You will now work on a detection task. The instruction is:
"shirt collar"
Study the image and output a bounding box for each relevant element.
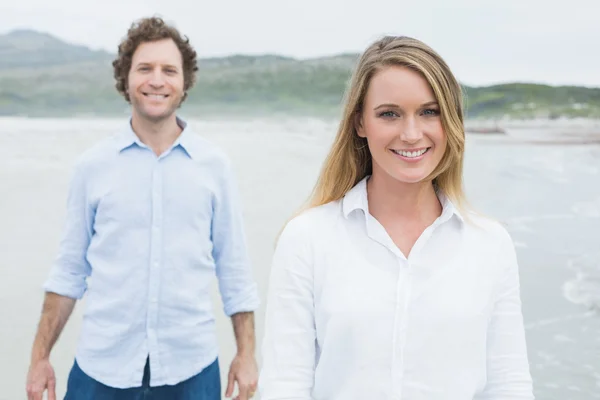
[114,116,200,159]
[342,175,464,225]
[342,176,369,218]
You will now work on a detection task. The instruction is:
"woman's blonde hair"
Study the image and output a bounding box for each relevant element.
[303,35,467,214]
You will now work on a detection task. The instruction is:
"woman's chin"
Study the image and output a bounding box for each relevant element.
[390,170,432,185]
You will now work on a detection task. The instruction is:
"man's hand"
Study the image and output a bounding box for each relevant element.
[26,358,56,400]
[226,352,258,400]
[26,293,76,400]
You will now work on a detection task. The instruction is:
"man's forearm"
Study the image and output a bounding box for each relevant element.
[30,292,76,363]
[231,312,256,356]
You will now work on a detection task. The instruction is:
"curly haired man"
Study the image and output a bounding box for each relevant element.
[26,16,260,400]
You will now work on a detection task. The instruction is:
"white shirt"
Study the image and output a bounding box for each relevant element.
[259,177,534,400]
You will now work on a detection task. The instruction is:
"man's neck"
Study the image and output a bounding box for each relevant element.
[130,113,183,156]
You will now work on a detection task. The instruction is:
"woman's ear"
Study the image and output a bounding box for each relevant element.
[355,111,366,138]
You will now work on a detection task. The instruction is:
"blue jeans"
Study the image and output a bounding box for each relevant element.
[64,357,221,399]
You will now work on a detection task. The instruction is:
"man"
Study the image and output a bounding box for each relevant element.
[26,17,260,400]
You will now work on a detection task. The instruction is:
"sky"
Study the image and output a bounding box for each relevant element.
[1,0,599,87]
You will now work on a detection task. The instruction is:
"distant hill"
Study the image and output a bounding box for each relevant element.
[1,29,599,119]
[0,29,113,69]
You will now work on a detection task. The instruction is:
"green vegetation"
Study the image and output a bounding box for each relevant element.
[464,83,600,119]
[1,30,599,119]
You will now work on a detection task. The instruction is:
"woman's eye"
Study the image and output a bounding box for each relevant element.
[422,108,440,116]
[379,111,398,118]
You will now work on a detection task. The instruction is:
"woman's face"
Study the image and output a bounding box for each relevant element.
[357,65,446,185]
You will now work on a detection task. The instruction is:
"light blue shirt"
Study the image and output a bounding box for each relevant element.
[43,117,260,388]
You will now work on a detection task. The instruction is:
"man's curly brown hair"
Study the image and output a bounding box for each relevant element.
[112,17,199,104]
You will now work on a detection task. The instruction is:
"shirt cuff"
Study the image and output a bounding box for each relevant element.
[223,289,260,317]
[42,276,87,299]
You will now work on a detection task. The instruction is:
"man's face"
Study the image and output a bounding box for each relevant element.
[127,38,185,123]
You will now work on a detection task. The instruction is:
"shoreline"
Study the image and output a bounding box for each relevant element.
[3,115,600,145]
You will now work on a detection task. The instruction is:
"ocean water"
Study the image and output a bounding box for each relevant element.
[0,116,599,399]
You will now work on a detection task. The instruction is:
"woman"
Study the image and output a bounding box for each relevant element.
[258,36,534,400]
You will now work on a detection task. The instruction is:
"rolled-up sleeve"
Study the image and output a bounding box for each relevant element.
[259,216,316,400]
[477,231,534,399]
[43,160,94,299]
[211,158,260,317]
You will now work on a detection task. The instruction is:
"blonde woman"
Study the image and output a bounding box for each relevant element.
[258,36,534,400]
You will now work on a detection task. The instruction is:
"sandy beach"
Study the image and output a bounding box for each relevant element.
[1,116,599,399]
